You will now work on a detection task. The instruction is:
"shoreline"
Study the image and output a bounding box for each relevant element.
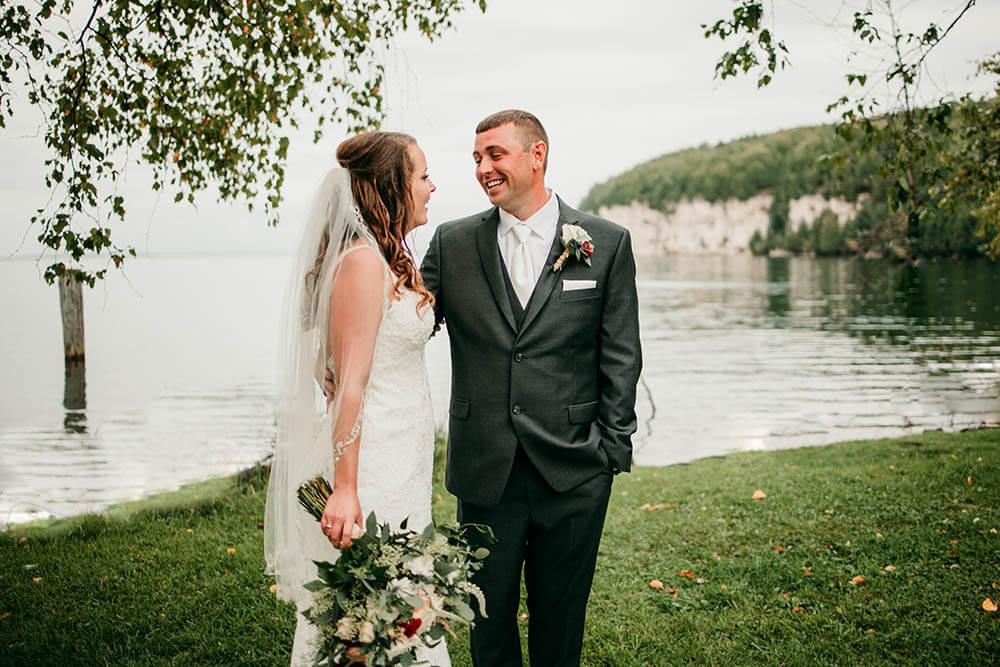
[3,428,996,664]
[7,424,998,535]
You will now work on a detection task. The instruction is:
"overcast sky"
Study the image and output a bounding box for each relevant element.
[2,0,997,259]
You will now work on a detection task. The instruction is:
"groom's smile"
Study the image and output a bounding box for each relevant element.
[473,121,547,220]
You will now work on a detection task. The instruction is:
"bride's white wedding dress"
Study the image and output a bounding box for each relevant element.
[290,273,450,666]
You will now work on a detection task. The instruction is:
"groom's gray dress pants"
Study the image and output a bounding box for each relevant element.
[458,446,613,667]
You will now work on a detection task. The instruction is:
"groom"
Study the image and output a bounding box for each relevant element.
[421,110,642,666]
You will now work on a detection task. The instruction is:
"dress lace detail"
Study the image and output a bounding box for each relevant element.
[291,285,447,666]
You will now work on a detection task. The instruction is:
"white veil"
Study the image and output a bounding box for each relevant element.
[264,167,386,607]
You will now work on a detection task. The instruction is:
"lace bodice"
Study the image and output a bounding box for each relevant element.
[356,286,436,526]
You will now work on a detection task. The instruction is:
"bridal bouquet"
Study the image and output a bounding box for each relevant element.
[297,478,492,666]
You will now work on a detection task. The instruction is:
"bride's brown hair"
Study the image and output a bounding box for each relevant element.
[336,131,434,310]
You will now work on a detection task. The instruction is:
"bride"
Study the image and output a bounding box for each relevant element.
[264,131,448,666]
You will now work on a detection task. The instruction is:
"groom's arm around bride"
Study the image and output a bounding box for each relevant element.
[421,109,641,666]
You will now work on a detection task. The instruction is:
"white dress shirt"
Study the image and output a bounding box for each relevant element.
[497,190,560,290]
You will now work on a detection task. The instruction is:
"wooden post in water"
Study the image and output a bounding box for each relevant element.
[59,277,87,411]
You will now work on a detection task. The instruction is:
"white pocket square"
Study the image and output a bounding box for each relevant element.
[562,279,597,291]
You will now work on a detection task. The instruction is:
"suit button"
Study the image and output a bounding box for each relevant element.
[514,352,523,362]
[512,405,521,415]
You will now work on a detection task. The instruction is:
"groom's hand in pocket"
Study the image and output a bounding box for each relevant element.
[321,486,363,549]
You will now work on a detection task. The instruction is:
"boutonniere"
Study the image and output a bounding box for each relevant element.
[552,224,594,272]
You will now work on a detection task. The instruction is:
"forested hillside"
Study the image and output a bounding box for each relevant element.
[580,124,983,258]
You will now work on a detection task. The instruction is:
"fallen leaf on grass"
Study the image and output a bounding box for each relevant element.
[775,545,785,554]
[678,569,696,580]
[269,584,278,594]
[665,587,680,598]
[185,528,194,534]
[712,552,721,561]
[695,577,707,584]
[875,532,884,540]
[850,575,866,586]
[720,584,729,592]
[802,567,814,577]
[982,598,997,612]
[967,477,974,486]
[883,565,897,573]
[649,579,664,590]
[641,502,678,512]
[782,592,791,599]
[0,611,10,621]
[31,577,42,584]
[792,605,804,613]
[993,582,999,590]
[751,489,767,500]
[226,547,237,556]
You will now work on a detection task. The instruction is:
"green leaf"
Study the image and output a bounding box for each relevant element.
[452,600,476,621]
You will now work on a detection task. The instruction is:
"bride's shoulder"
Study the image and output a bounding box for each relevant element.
[335,244,386,287]
[339,242,384,267]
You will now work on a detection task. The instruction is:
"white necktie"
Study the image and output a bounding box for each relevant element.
[509,223,534,307]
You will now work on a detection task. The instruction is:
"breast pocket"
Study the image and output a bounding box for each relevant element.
[559,287,601,301]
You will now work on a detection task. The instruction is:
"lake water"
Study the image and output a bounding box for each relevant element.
[1,254,998,526]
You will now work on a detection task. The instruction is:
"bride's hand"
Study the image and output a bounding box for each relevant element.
[320,485,363,549]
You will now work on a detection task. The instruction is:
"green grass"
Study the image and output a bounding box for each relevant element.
[2,429,998,665]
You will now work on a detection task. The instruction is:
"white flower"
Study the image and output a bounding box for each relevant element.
[390,577,420,598]
[357,620,376,644]
[561,224,589,245]
[404,555,435,578]
[335,617,357,641]
[387,635,423,660]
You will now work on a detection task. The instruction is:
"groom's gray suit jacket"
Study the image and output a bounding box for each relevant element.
[421,198,642,507]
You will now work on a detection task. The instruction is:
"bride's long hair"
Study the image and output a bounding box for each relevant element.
[335,131,434,311]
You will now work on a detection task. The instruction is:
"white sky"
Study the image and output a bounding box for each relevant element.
[2,0,997,260]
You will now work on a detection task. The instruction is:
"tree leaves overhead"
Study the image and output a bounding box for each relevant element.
[702,0,789,89]
[703,1,999,260]
[1,0,487,285]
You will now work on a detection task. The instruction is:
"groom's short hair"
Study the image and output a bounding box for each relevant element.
[476,109,549,171]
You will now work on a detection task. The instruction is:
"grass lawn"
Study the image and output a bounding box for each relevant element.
[2,428,998,665]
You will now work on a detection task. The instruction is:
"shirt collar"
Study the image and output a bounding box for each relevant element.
[498,190,559,238]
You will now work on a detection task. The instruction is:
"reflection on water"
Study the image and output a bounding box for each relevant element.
[632,255,1000,465]
[0,257,283,527]
[0,254,998,525]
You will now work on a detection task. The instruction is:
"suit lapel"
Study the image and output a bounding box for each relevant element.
[475,209,517,332]
[518,198,574,336]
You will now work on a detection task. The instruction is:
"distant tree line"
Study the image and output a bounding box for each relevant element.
[693,0,998,260]
[580,109,992,260]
